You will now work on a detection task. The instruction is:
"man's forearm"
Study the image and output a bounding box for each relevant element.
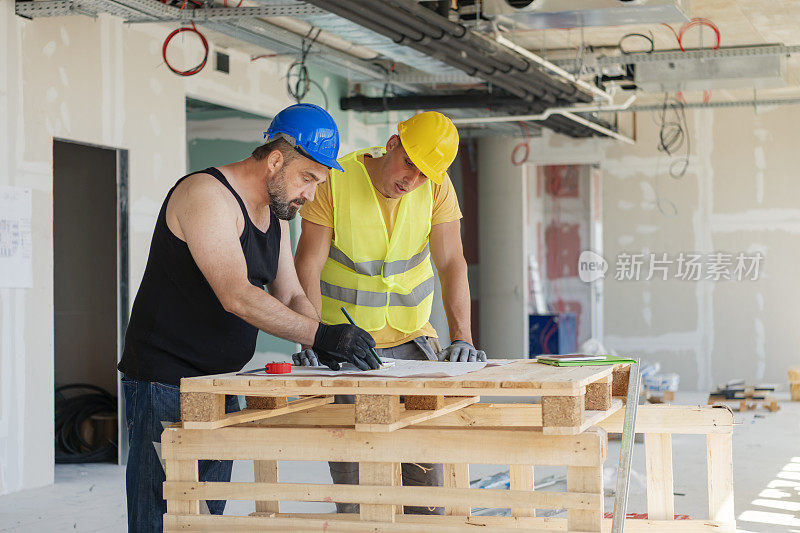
[288,292,320,321]
[226,284,319,345]
[439,261,473,344]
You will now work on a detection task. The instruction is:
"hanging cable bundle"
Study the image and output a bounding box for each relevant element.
[162,22,209,77]
[286,27,328,108]
[55,384,118,464]
[657,93,691,179]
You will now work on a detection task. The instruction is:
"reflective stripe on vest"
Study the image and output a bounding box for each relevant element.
[321,275,434,308]
[328,243,430,278]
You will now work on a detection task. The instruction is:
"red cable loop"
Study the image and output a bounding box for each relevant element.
[162,22,209,77]
[678,17,721,52]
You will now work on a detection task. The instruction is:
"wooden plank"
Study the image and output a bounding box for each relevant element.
[180,392,224,423]
[233,514,736,532]
[253,461,279,514]
[359,462,396,522]
[443,464,470,516]
[566,466,603,532]
[164,460,199,515]
[405,395,445,410]
[585,375,612,411]
[178,362,622,397]
[163,513,562,532]
[183,395,333,429]
[598,405,734,435]
[541,395,584,428]
[256,402,727,435]
[355,395,400,425]
[603,518,735,532]
[163,481,603,510]
[645,433,674,520]
[544,399,623,436]
[510,464,536,517]
[706,433,735,525]
[355,396,479,432]
[161,426,608,466]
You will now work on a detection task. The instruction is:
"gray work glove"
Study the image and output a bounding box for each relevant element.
[437,340,487,363]
[292,349,320,367]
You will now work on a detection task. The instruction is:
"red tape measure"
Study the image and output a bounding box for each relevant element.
[265,362,292,374]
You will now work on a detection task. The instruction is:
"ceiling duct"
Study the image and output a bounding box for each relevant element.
[483,0,689,29]
[304,0,594,104]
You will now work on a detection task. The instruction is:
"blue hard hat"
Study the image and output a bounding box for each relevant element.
[264,103,343,172]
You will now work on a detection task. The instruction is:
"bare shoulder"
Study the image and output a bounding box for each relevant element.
[172,172,238,211]
[167,172,240,240]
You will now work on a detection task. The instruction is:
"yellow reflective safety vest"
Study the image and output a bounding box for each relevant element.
[320,147,434,333]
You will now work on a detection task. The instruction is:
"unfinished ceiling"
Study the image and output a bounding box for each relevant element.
[15,0,800,137]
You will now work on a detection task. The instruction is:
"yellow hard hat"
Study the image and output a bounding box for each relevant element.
[397,111,459,185]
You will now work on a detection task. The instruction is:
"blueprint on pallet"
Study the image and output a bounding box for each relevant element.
[239,358,512,379]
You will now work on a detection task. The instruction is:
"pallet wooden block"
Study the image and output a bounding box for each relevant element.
[789,367,800,401]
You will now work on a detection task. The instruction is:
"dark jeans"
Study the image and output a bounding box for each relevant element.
[122,376,240,532]
[329,336,445,515]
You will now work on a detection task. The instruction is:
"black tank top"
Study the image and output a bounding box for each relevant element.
[118,167,280,385]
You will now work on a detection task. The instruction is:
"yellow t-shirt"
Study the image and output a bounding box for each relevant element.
[300,152,462,349]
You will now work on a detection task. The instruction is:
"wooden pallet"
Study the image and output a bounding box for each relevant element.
[789,367,800,401]
[178,360,630,435]
[161,404,736,533]
[708,394,779,412]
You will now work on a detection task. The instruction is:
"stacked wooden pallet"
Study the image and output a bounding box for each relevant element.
[162,360,736,532]
[708,382,779,412]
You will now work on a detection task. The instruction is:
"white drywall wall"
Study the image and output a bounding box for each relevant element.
[510,106,800,390]
[477,136,529,358]
[0,8,395,495]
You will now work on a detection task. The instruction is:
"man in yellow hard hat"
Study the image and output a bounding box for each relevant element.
[293,111,484,514]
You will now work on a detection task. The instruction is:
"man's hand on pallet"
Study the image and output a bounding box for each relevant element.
[301,323,381,371]
[292,348,320,367]
[437,340,487,363]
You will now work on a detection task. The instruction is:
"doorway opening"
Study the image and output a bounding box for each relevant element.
[53,139,129,464]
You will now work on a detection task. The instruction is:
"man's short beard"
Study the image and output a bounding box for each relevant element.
[267,167,305,220]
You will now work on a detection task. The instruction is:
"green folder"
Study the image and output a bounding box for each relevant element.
[536,354,636,367]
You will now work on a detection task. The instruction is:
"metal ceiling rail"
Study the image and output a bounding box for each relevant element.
[125,4,327,23]
[600,43,800,66]
[623,96,800,112]
[14,0,403,88]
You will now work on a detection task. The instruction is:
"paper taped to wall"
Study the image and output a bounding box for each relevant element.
[0,187,33,288]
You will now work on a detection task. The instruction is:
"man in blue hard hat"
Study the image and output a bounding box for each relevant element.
[117,103,380,532]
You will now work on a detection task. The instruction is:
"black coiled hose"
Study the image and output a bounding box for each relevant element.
[55,384,118,464]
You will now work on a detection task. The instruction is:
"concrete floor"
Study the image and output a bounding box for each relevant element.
[1,392,798,532]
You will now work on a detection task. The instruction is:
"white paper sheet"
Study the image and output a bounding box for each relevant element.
[240,358,511,379]
[0,187,33,288]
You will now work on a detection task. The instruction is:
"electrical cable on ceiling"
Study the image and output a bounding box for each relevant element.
[657,92,691,179]
[511,121,531,166]
[55,384,118,464]
[650,93,691,217]
[618,32,655,55]
[286,27,329,109]
[162,22,208,77]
